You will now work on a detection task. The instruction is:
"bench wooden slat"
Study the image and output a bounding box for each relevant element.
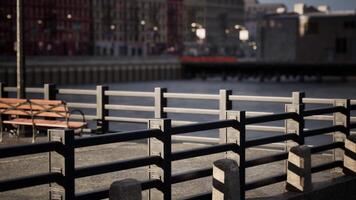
[4,118,86,129]
[0,98,28,104]
[0,103,67,112]
[0,110,32,116]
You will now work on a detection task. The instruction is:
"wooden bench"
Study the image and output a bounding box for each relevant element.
[0,98,87,143]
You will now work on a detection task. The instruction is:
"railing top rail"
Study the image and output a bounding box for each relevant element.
[57,89,96,96]
[170,119,238,135]
[229,95,292,103]
[303,106,346,117]
[244,112,298,125]
[302,98,335,105]
[0,141,63,159]
[163,92,219,100]
[105,90,154,97]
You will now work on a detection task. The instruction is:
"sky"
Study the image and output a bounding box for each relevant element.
[258,0,356,11]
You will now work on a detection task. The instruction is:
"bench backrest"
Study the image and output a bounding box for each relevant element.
[0,98,68,118]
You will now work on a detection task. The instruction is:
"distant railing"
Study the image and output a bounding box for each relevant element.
[1,82,355,148]
[0,97,355,199]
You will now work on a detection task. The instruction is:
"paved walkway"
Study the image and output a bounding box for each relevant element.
[0,134,344,200]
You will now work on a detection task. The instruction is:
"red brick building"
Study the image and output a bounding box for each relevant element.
[0,0,91,56]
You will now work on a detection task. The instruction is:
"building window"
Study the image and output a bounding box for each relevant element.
[335,38,347,54]
[306,21,319,34]
[344,21,356,30]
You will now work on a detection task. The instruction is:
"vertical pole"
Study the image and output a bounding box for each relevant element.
[343,135,356,175]
[44,84,56,100]
[147,119,171,200]
[226,111,246,200]
[212,159,240,200]
[333,99,350,163]
[16,0,25,99]
[219,89,232,144]
[285,92,305,149]
[286,145,312,192]
[48,129,75,200]
[96,85,109,134]
[154,87,167,118]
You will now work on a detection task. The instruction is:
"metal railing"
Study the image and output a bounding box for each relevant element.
[0,99,355,199]
[1,83,355,145]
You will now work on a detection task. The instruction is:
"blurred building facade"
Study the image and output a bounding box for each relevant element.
[244,0,287,57]
[183,0,245,56]
[0,0,91,56]
[93,0,168,56]
[260,4,356,62]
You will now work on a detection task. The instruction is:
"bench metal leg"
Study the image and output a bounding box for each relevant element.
[32,126,36,143]
[0,123,3,142]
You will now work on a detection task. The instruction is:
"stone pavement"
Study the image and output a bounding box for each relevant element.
[0,134,345,200]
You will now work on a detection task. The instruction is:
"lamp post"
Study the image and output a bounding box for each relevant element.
[16,0,25,98]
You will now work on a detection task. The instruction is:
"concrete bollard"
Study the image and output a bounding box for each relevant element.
[212,159,240,200]
[343,135,356,174]
[109,179,142,200]
[286,145,313,192]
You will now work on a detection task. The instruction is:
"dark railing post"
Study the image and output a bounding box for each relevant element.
[226,111,246,200]
[219,89,232,143]
[343,135,356,175]
[44,83,57,100]
[286,145,312,192]
[154,87,167,118]
[333,99,350,164]
[96,85,109,134]
[48,129,75,200]
[148,119,171,200]
[285,92,305,149]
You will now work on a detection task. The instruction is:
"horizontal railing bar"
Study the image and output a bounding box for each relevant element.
[245,152,288,168]
[245,134,297,148]
[229,95,292,103]
[246,111,275,117]
[58,89,96,95]
[352,117,356,122]
[105,116,148,123]
[105,104,154,112]
[311,160,343,173]
[311,142,344,154]
[181,192,212,200]
[304,125,346,137]
[172,135,219,144]
[303,98,335,105]
[245,112,298,125]
[163,93,219,100]
[245,173,287,191]
[74,129,161,148]
[67,103,97,109]
[303,106,345,117]
[75,179,162,200]
[247,125,285,132]
[171,143,238,161]
[3,87,17,92]
[104,90,154,97]
[70,114,97,120]
[305,115,334,121]
[75,156,161,178]
[172,120,198,126]
[170,119,238,135]
[163,107,219,115]
[26,87,44,93]
[0,141,63,159]
[0,172,62,192]
[171,167,212,184]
